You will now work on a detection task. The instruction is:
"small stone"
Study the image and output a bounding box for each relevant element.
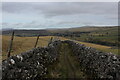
[10,59,15,64]
[112,56,117,61]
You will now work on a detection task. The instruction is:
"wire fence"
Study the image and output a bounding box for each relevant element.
[6,31,60,58]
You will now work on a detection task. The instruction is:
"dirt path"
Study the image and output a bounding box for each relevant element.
[46,43,87,78]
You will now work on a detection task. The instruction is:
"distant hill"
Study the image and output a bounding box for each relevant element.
[48,26,119,33]
[2,26,119,36]
[2,28,14,31]
[2,29,51,36]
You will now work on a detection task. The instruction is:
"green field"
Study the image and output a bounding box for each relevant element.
[64,26,119,47]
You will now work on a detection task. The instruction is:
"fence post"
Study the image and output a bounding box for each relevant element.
[34,35,40,48]
[48,37,53,46]
[7,31,14,58]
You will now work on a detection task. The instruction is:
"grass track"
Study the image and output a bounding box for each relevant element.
[46,43,87,78]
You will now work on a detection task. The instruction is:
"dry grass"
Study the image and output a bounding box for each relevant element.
[2,35,119,60]
[2,35,67,60]
[75,41,119,55]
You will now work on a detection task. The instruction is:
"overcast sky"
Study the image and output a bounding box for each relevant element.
[1,2,118,29]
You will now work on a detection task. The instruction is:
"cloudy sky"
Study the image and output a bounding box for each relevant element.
[1,2,118,29]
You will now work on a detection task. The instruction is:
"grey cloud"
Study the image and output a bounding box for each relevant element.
[2,2,32,13]
[2,2,117,18]
[2,22,9,25]
[2,2,118,29]
[44,2,117,16]
[2,21,47,29]
[56,21,81,25]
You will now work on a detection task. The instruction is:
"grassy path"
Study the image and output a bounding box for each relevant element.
[62,43,76,78]
[46,43,87,78]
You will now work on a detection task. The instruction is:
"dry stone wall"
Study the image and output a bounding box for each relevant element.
[64,40,120,79]
[2,40,61,80]
[2,40,120,79]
